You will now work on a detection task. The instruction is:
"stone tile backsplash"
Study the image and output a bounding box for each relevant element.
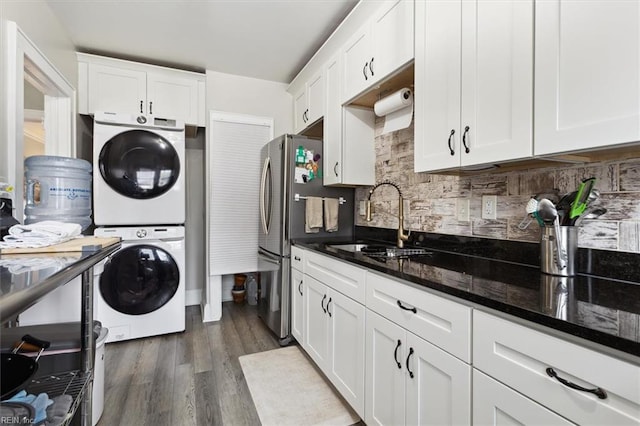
[355,118,640,253]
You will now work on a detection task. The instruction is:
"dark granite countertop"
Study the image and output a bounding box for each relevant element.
[294,228,640,361]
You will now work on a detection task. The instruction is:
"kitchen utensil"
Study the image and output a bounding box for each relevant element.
[537,199,566,270]
[573,207,607,227]
[556,191,576,226]
[1,335,50,399]
[518,198,540,229]
[569,177,596,221]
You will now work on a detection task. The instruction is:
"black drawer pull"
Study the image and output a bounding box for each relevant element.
[298,280,303,296]
[294,256,301,261]
[327,297,332,317]
[462,125,470,153]
[394,339,402,369]
[447,129,455,156]
[546,368,607,399]
[397,300,417,314]
[321,294,327,313]
[406,347,414,378]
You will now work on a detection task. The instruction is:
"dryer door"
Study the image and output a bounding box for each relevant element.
[98,129,180,199]
[100,244,180,315]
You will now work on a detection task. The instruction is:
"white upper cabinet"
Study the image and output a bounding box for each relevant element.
[78,53,206,126]
[535,0,640,156]
[342,0,414,103]
[414,0,534,172]
[294,69,324,134]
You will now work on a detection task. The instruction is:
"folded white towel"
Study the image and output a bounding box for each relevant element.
[305,197,323,233]
[0,221,82,249]
[324,198,339,232]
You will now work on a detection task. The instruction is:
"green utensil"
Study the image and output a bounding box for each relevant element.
[569,177,596,220]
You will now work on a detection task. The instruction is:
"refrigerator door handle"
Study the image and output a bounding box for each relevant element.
[259,156,272,235]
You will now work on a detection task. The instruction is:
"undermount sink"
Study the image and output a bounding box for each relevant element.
[328,243,432,258]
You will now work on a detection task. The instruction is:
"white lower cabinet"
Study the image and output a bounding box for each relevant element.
[304,275,366,417]
[473,369,574,426]
[366,310,471,426]
[290,268,304,344]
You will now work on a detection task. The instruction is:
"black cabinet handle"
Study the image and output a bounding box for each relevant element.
[462,125,470,153]
[327,297,332,317]
[406,347,414,378]
[546,368,607,399]
[298,280,303,296]
[149,101,153,115]
[140,100,143,113]
[397,300,417,314]
[369,57,375,77]
[294,256,301,261]
[333,162,339,177]
[447,129,455,156]
[321,294,327,313]
[394,339,402,369]
[363,63,368,80]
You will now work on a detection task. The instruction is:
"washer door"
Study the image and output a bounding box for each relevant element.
[98,129,180,199]
[100,244,180,315]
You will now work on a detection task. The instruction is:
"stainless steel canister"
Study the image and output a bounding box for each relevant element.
[540,226,577,276]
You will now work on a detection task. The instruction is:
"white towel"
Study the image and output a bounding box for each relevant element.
[305,197,323,233]
[324,198,339,232]
[0,221,82,249]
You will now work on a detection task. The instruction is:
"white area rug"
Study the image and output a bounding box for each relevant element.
[239,345,360,426]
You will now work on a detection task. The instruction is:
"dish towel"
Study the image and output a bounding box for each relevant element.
[0,221,81,249]
[305,196,323,233]
[324,198,339,232]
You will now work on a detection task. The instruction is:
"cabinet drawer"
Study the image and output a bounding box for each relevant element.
[291,246,305,272]
[474,310,640,425]
[366,272,471,363]
[304,251,366,303]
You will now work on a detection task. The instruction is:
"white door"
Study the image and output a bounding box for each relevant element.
[306,70,324,126]
[304,276,329,369]
[291,268,304,344]
[473,370,574,425]
[342,22,372,103]
[147,73,199,125]
[293,86,307,133]
[371,0,414,81]
[459,0,533,167]
[405,332,471,425]
[323,54,342,186]
[328,290,366,417]
[535,0,640,155]
[414,0,462,172]
[365,310,406,426]
[88,64,146,115]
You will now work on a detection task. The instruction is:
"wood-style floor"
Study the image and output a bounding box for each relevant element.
[97,302,280,426]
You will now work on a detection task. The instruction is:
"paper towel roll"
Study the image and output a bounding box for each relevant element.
[374,88,413,117]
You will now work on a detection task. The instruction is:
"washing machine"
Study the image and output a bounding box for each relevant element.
[93,111,185,226]
[93,226,185,342]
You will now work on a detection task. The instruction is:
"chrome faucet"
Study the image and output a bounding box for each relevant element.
[365,181,410,248]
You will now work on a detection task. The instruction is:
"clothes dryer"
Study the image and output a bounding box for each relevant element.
[93,112,185,226]
[93,226,185,342]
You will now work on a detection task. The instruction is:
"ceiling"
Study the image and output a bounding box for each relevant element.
[47,0,359,84]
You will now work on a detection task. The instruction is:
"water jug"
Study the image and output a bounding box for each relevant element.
[246,274,258,305]
[24,155,92,230]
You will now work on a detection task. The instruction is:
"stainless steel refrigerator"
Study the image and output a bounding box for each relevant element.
[258,134,354,344]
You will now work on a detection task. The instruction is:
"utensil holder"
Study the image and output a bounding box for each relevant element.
[541,226,577,276]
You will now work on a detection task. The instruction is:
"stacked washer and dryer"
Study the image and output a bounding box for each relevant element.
[92,112,186,343]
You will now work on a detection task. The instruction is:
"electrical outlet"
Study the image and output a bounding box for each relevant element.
[482,195,497,220]
[457,199,470,222]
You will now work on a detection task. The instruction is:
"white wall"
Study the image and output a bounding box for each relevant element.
[206,70,292,136]
[0,0,77,189]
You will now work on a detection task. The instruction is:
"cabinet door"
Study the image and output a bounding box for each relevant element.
[323,54,343,186]
[342,23,373,103]
[306,70,324,126]
[291,268,304,344]
[365,310,406,426]
[371,0,414,81]
[327,289,366,418]
[147,73,199,125]
[405,332,471,426]
[293,86,308,134]
[459,0,533,167]
[535,0,640,155]
[473,370,574,426]
[414,0,462,172]
[88,64,147,115]
[304,276,329,369]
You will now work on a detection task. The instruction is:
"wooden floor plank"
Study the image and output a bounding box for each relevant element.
[170,363,197,426]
